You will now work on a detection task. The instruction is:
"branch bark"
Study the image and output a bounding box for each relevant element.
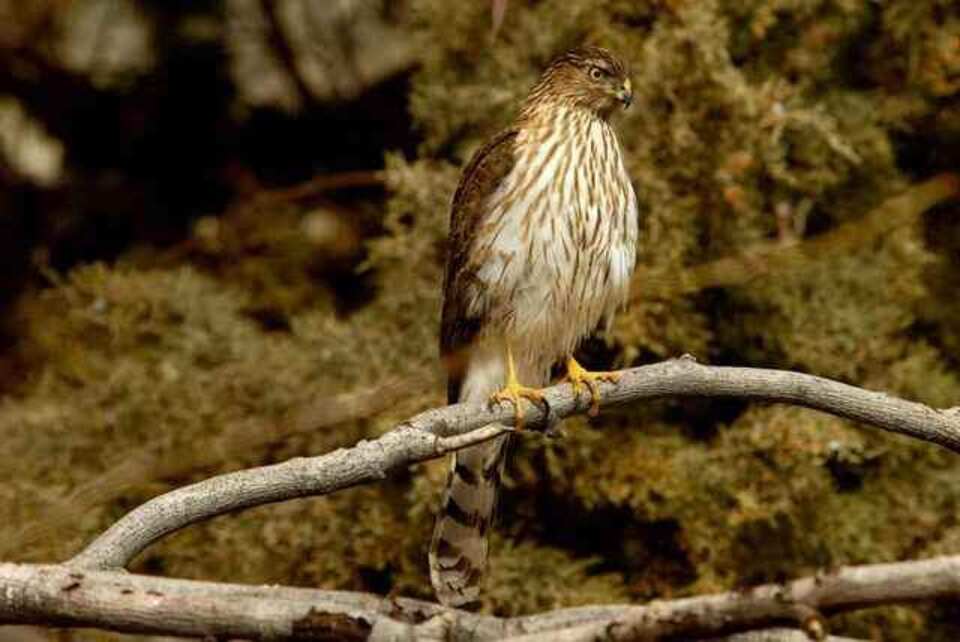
[4,357,960,639]
[3,555,957,640]
[69,357,960,571]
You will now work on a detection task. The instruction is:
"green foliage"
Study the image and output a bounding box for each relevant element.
[482,537,630,614]
[2,1,959,640]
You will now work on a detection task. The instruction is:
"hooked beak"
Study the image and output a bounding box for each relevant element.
[616,78,633,109]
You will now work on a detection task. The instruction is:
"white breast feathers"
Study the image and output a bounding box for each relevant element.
[467,106,638,375]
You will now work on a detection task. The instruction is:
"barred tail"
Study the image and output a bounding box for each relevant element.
[429,433,508,608]
[430,344,542,607]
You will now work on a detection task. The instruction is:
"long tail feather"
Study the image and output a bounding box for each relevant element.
[429,434,509,608]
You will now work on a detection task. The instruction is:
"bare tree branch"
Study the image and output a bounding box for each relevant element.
[501,554,960,640]
[68,357,960,571]
[0,562,451,642]
[507,628,867,642]
[68,419,509,571]
[717,631,865,642]
[258,0,315,109]
[3,357,960,639]
[1,556,956,640]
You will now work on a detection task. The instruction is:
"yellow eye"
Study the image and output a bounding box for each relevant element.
[589,66,605,80]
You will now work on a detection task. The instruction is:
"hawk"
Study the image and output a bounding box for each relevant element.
[429,46,638,608]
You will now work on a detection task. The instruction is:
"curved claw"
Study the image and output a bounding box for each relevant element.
[564,357,620,416]
[489,383,546,429]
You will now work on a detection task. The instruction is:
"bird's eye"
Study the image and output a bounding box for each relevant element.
[589,67,605,80]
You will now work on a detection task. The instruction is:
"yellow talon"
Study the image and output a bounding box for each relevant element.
[490,382,545,430]
[488,346,545,429]
[564,357,620,417]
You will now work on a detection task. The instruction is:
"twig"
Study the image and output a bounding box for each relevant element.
[218,169,387,228]
[68,357,960,571]
[633,173,959,300]
[253,169,388,204]
[258,0,315,108]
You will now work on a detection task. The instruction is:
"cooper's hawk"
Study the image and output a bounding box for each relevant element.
[430,46,638,608]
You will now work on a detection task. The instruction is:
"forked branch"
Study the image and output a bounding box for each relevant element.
[2,357,959,640]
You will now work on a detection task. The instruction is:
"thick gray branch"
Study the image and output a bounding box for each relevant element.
[70,357,960,571]
[2,556,957,640]
[0,563,455,641]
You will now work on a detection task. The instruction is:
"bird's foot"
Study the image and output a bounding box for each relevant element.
[489,380,546,430]
[564,357,620,417]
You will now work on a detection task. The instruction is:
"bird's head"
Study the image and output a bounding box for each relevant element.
[529,46,632,118]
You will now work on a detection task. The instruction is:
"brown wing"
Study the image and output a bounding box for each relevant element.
[441,128,519,403]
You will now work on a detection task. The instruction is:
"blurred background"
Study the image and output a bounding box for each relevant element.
[1,1,959,639]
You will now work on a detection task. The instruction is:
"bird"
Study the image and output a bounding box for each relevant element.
[429,46,638,609]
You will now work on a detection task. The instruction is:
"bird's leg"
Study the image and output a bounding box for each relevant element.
[489,345,545,429]
[564,357,620,417]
